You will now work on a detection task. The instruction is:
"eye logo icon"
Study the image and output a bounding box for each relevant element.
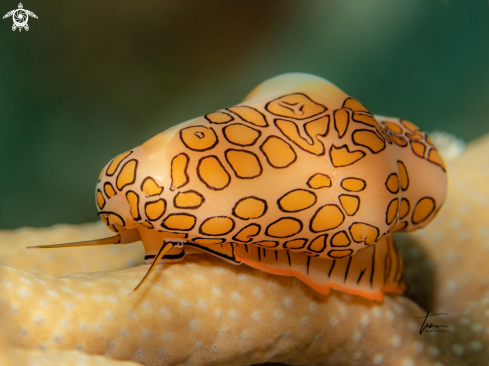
[3,3,37,32]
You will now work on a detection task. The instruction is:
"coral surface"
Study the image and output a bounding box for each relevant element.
[0,134,488,365]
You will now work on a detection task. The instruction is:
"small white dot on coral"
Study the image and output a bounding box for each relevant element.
[471,324,483,332]
[470,340,482,351]
[386,311,394,320]
[373,308,381,317]
[229,310,237,319]
[445,280,458,292]
[212,286,222,295]
[452,344,464,355]
[1,279,11,287]
[76,344,83,351]
[373,354,383,364]
[253,287,262,296]
[215,310,222,318]
[47,290,58,297]
[353,352,361,360]
[61,319,69,327]
[181,299,189,307]
[274,311,282,319]
[362,315,370,326]
[330,317,338,326]
[160,307,169,315]
[283,297,292,307]
[19,289,30,298]
[142,329,149,338]
[459,318,470,325]
[79,322,87,330]
[212,344,218,351]
[353,333,361,341]
[195,342,202,349]
[20,328,28,336]
[109,341,117,349]
[105,312,114,321]
[39,300,48,307]
[198,299,207,308]
[300,316,307,325]
[232,292,241,301]
[35,315,44,325]
[414,342,423,353]
[119,329,127,336]
[94,323,102,331]
[392,336,401,346]
[252,312,260,321]
[65,302,73,310]
[403,359,414,366]
[189,321,197,329]
[143,302,152,310]
[164,332,171,340]
[10,305,18,314]
[134,349,143,357]
[309,303,317,311]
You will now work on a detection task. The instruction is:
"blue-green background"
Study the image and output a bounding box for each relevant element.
[1,0,488,229]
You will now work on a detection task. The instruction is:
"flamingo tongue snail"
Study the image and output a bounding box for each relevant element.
[27,73,447,301]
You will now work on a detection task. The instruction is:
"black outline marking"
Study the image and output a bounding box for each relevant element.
[253,240,279,249]
[307,234,328,253]
[370,245,376,288]
[333,109,350,138]
[385,198,399,225]
[277,189,317,213]
[338,194,360,216]
[259,135,297,169]
[342,97,371,114]
[340,177,366,192]
[170,153,190,191]
[286,251,291,266]
[349,222,379,244]
[103,182,117,198]
[330,230,351,248]
[283,238,308,250]
[227,105,269,127]
[196,155,231,191]
[96,189,106,210]
[125,190,141,221]
[205,111,234,124]
[199,216,236,236]
[224,149,263,179]
[232,196,268,220]
[161,213,196,231]
[222,123,262,147]
[394,221,408,232]
[381,121,403,134]
[400,120,419,133]
[406,131,424,140]
[351,112,380,130]
[352,129,386,154]
[411,197,436,225]
[173,190,205,210]
[309,204,345,233]
[385,173,400,194]
[357,268,367,284]
[116,159,138,191]
[265,217,303,238]
[145,198,167,222]
[106,151,133,177]
[232,223,261,243]
[97,211,125,228]
[397,160,410,191]
[140,177,163,197]
[328,259,336,277]
[265,93,327,120]
[191,237,226,245]
[179,125,219,152]
[274,116,330,156]
[306,173,332,189]
[391,134,408,147]
[427,148,447,172]
[409,140,426,159]
[141,220,154,229]
[344,256,353,282]
[328,249,353,259]
[158,230,189,239]
[307,257,311,274]
[329,144,366,168]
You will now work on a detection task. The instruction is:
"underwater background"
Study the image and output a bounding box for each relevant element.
[0,0,488,229]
